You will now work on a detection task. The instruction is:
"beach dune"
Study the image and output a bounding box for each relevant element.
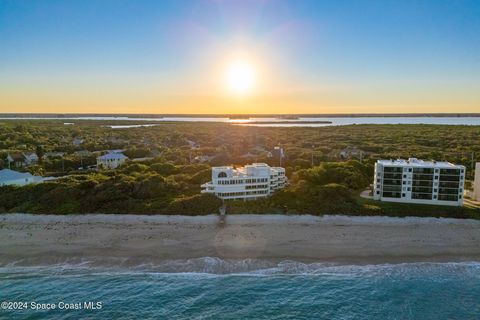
[1,214,480,266]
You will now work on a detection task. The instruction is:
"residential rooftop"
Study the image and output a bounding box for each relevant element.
[97,152,128,160]
[0,169,34,181]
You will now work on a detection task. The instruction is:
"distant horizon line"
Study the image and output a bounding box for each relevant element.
[1,112,480,118]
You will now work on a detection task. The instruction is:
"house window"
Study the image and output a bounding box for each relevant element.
[218,172,227,178]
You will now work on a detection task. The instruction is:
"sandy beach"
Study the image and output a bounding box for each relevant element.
[1,214,480,266]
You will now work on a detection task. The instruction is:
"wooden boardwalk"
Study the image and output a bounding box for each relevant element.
[464,198,480,210]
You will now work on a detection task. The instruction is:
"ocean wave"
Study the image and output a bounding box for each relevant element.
[2,257,480,278]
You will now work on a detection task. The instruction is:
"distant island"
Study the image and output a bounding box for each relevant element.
[237,121,333,124]
[2,113,480,118]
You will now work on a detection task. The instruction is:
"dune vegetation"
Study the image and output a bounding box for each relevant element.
[0,120,479,217]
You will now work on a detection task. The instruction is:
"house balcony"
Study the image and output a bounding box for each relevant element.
[201,182,215,193]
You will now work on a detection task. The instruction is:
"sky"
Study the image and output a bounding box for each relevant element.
[1,0,479,114]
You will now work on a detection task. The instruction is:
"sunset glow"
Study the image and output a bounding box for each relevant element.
[1,1,480,114]
[226,61,256,96]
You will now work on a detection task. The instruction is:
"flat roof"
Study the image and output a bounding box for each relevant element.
[377,158,464,169]
[212,163,285,178]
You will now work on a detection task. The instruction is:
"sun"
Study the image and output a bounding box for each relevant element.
[225,61,256,96]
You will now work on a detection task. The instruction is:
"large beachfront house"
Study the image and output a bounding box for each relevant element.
[373,158,465,206]
[201,163,287,200]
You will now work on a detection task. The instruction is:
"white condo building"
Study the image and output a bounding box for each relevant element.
[473,162,480,201]
[201,163,287,200]
[373,158,465,206]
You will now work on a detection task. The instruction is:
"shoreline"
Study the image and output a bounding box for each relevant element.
[1,214,480,267]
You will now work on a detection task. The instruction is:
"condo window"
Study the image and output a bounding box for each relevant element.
[403,174,407,178]
[402,193,406,197]
[376,191,380,195]
[402,181,406,185]
[408,168,412,172]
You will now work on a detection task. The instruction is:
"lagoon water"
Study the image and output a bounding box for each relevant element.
[2,258,480,319]
[2,116,480,127]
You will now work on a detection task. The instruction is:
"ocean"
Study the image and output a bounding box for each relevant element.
[1,258,480,319]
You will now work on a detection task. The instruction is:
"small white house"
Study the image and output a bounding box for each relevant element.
[97,152,128,169]
[6,152,38,167]
[194,155,216,163]
[43,152,65,159]
[23,152,39,165]
[72,137,84,146]
[0,169,43,186]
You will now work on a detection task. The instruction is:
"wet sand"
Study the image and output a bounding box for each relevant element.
[1,214,480,266]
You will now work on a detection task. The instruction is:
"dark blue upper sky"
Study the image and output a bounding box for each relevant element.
[1,0,479,113]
